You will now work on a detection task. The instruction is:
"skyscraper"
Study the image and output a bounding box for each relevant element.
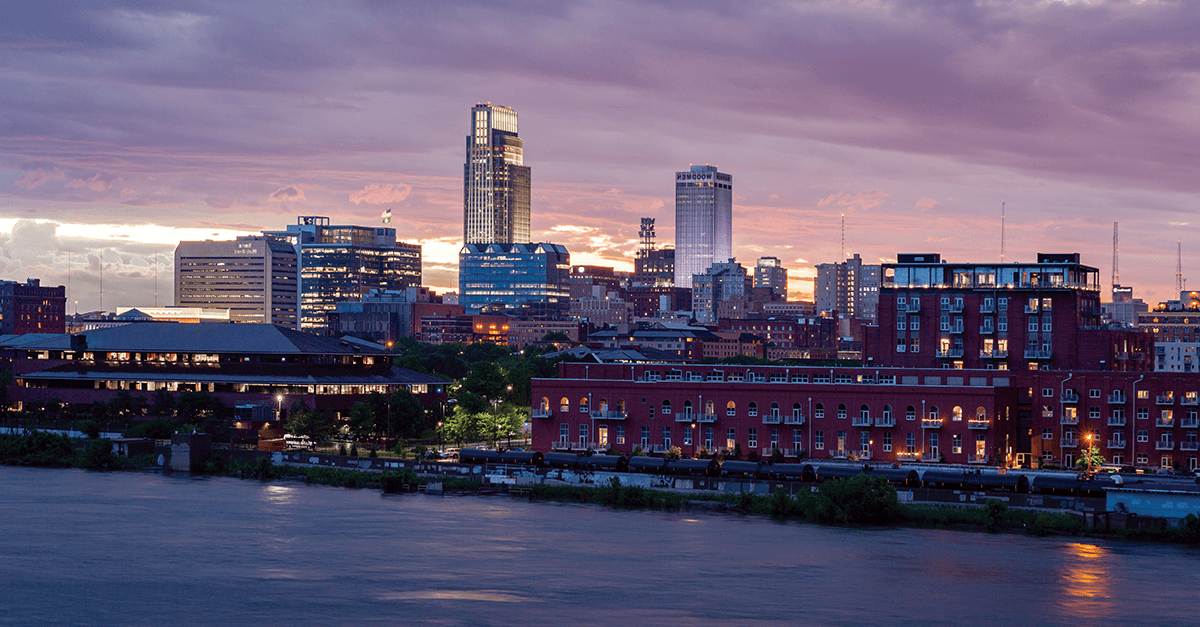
[674,165,732,289]
[754,257,788,299]
[464,103,530,245]
[175,236,299,327]
[814,253,880,323]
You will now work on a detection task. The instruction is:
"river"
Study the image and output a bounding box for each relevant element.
[1,466,1196,626]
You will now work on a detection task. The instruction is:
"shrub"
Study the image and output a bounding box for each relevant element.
[1178,514,1200,544]
[813,475,899,524]
[984,499,1008,533]
[79,439,114,471]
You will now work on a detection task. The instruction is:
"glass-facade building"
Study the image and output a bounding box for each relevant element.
[464,104,530,245]
[459,243,570,314]
[674,165,732,289]
[268,217,421,333]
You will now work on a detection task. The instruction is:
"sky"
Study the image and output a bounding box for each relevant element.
[2,0,1198,311]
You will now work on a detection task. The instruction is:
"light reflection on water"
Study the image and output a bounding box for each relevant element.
[1,467,1197,627]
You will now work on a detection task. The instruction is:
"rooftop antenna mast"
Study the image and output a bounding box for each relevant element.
[1000,200,1006,263]
[99,248,104,313]
[154,247,159,306]
[1112,222,1119,288]
[67,248,71,311]
[840,213,845,260]
[1177,241,1185,292]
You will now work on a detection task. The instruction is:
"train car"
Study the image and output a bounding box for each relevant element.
[628,456,668,474]
[760,463,814,482]
[959,470,1029,494]
[544,451,583,469]
[920,469,968,490]
[865,467,921,488]
[815,465,863,481]
[720,461,763,478]
[498,450,544,467]
[577,454,629,472]
[460,448,502,465]
[666,458,720,478]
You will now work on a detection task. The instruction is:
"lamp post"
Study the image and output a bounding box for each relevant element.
[691,421,697,458]
[1086,434,1094,474]
[437,421,443,453]
[276,394,283,421]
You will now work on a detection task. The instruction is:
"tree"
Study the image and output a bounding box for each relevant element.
[348,402,376,440]
[813,476,900,524]
[287,404,337,444]
[388,388,427,439]
[109,391,147,418]
[151,389,176,417]
[541,331,571,344]
[442,406,482,445]
[462,361,507,401]
[1076,446,1105,472]
[176,391,226,433]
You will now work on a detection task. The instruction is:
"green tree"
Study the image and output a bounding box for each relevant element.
[151,389,176,417]
[287,404,337,444]
[176,391,226,433]
[388,388,427,439]
[80,438,115,471]
[348,402,376,440]
[462,361,507,401]
[1076,447,1105,472]
[813,476,900,524]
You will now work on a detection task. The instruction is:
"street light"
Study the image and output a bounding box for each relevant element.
[437,421,443,452]
[691,421,697,458]
[276,394,283,420]
[1086,433,1094,474]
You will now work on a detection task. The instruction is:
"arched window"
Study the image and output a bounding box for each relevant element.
[539,397,550,411]
[560,397,570,412]
[599,398,608,412]
[705,400,714,415]
[793,402,803,419]
[770,402,780,417]
[815,403,825,419]
[976,406,986,421]
[727,401,736,416]
[883,405,892,420]
[616,399,625,413]
[662,400,672,415]
[861,404,870,419]
[579,398,589,413]
[748,402,759,417]
[952,406,963,421]
[837,404,847,420]
[683,400,693,416]
[929,406,939,420]
[906,405,916,421]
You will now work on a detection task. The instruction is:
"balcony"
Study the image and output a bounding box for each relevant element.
[968,454,989,464]
[590,410,626,421]
[1156,440,1175,451]
[762,414,782,425]
[895,451,921,461]
[1060,415,1079,426]
[1108,415,1126,427]
[852,415,872,427]
[1157,394,1175,406]
[950,323,965,334]
[856,450,873,461]
[697,413,717,423]
[831,449,849,460]
[1108,392,1127,405]
[571,441,601,451]
[1157,417,1175,428]
[968,420,989,430]
[1182,417,1199,428]
[1182,394,1199,406]
[552,440,572,451]
[1061,392,1079,404]
[980,349,1008,359]
[1024,349,1053,360]
[979,325,994,335]
[1025,303,1039,313]
[921,452,941,462]
[784,414,805,425]
[1060,438,1078,448]
[1107,439,1127,449]
[1113,351,1129,361]
[949,302,964,313]
[922,418,943,429]
[647,444,668,453]
[674,414,695,423]
[1181,442,1199,452]
[980,303,995,314]
[532,409,552,419]
[875,416,896,428]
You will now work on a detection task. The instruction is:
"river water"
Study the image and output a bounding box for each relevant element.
[1,466,1196,626]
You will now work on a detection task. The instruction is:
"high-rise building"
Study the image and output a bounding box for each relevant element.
[464,103,530,245]
[814,253,880,323]
[175,236,299,327]
[754,257,788,299]
[459,243,570,314]
[267,216,422,333]
[692,259,751,324]
[674,165,732,289]
[0,279,66,334]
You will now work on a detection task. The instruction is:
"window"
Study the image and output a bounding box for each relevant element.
[940,296,950,309]
[929,406,939,420]
[1089,407,1100,419]
[861,404,870,420]
[1090,389,1101,398]
[641,427,649,447]
[1042,388,1054,397]
[910,339,920,352]
[897,339,907,353]
[682,400,693,417]
[883,405,893,421]
[998,319,1008,332]
[1137,390,1149,399]
[905,432,916,453]
[1137,430,1149,443]
[906,405,916,421]
[726,428,736,450]
[662,427,672,447]
[616,425,625,445]
[1042,298,1052,310]
[952,434,962,454]
[793,403,803,419]
[748,428,757,449]
[998,297,1008,310]
[1042,405,1054,418]
[897,318,906,330]
[705,427,714,449]
[860,431,870,452]
[1042,428,1054,440]
[837,431,847,453]
[662,400,671,415]
[748,402,758,417]
[952,406,963,421]
[726,401,736,416]
[770,428,780,448]
[560,423,569,442]
[910,316,919,330]
[770,402,781,417]
[580,398,589,413]
[883,432,892,452]
[815,404,824,419]
[837,404,847,420]
[559,397,570,412]
[897,296,906,308]
[683,427,692,446]
[1029,318,1039,332]
[1137,407,1149,420]
[814,430,824,450]
[579,424,589,444]
[1137,453,1148,465]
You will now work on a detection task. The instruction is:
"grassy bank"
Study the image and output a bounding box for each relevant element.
[0,432,154,471]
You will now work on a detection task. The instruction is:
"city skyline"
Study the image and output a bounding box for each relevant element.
[2,1,1199,310]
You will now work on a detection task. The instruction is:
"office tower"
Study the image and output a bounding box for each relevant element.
[175,236,299,326]
[674,165,732,289]
[464,103,531,245]
[0,278,66,334]
[815,253,880,322]
[692,259,751,324]
[459,243,570,314]
[754,257,788,299]
[267,216,422,333]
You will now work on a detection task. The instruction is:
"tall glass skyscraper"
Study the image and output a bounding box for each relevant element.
[674,165,732,289]
[464,104,530,245]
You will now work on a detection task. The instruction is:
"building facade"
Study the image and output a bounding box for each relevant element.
[635,248,675,287]
[174,236,299,327]
[0,279,66,334]
[754,257,788,299]
[464,103,531,245]
[458,243,571,314]
[814,253,880,323]
[674,165,732,289]
[267,216,422,334]
[692,259,751,324]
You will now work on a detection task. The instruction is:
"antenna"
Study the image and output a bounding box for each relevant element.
[840,213,845,260]
[1112,222,1119,288]
[67,248,71,311]
[99,248,104,312]
[154,247,159,306]
[1000,200,1006,263]
[1177,241,1184,292]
